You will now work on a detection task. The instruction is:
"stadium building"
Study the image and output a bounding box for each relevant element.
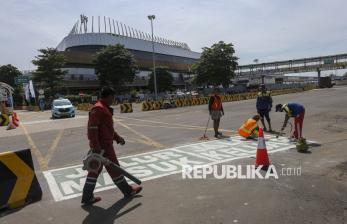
[56,15,201,92]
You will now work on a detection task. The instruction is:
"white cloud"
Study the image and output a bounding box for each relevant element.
[0,0,346,70]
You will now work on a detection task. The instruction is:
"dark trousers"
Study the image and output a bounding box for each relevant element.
[81,146,132,202]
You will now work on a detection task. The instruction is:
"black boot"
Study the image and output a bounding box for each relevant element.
[260,119,267,131]
[113,175,132,197]
[268,122,273,132]
[81,177,101,204]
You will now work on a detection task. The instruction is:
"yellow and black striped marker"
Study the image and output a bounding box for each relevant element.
[152,101,161,110]
[77,103,93,111]
[120,103,133,113]
[0,149,42,209]
[0,114,10,126]
[184,98,192,106]
[175,99,183,107]
[142,101,153,111]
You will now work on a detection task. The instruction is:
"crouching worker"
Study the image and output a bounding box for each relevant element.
[81,86,142,205]
[238,115,260,139]
[276,102,305,140]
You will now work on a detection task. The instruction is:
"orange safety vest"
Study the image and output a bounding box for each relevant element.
[238,118,259,138]
[211,95,222,111]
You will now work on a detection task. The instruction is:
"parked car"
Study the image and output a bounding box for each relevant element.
[51,98,75,119]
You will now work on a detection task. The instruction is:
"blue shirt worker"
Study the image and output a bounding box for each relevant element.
[256,84,272,132]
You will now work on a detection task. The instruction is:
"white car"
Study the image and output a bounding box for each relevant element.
[51,98,75,119]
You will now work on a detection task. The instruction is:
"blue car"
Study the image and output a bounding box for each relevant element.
[51,98,75,119]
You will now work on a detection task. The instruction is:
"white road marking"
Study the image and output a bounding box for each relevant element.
[22,116,88,125]
[43,134,309,202]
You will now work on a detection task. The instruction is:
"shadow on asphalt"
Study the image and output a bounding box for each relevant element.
[0,206,24,218]
[81,195,143,224]
[308,142,321,147]
[0,200,42,218]
[298,150,312,154]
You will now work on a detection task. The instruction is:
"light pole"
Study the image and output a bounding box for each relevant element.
[254,59,264,84]
[148,15,158,101]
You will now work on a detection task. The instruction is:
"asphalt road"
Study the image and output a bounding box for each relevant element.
[1,86,347,224]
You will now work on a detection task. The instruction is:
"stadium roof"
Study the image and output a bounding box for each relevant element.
[57,14,200,59]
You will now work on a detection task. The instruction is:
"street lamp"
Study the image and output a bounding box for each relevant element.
[254,59,265,84]
[148,15,158,100]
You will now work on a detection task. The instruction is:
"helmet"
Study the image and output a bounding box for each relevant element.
[275,104,283,112]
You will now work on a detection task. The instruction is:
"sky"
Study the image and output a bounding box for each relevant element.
[1,0,347,74]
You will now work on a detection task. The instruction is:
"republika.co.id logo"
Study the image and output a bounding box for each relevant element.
[182,164,301,180]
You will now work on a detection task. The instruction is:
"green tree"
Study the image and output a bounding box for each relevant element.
[0,64,24,106]
[148,67,173,93]
[0,64,22,86]
[32,48,67,93]
[94,44,137,91]
[193,41,238,87]
[13,87,24,106]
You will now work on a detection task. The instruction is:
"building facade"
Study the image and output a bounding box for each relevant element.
[56,15,201,92]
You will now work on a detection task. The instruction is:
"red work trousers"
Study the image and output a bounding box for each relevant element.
[293,111,305,139]
[87,145,122,180]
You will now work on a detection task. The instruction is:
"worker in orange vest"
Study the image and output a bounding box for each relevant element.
[238,115,261,139]
[208,88,224,138]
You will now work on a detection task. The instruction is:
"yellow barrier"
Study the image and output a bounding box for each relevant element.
[0,149,42,209]
[77,103,93,111]
[175,99,184,107]
[152,101,161,110]
[120,103,133,113]
[142,101,153,111]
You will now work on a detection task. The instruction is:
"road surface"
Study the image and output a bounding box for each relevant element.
[1,87,347,224]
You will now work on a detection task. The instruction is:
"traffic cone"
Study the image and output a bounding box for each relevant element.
[7,112,19,130]
[12,111,19,127]
[6,122,16,130]
[255,128,270,170]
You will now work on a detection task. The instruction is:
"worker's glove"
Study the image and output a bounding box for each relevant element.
[118,137,125,145]
[280,127,285,132]
[222,111,225,116]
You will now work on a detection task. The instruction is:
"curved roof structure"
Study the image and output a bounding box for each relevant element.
[57,15,200,59]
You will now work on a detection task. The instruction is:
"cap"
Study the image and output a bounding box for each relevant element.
[275,104,283,112]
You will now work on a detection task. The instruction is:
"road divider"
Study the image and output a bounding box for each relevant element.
[76,103,93,111]
[0,149,42,209]
[142,101,154,111]
[120,103,133,113]
[141,100,165,111]
[138,88,311,113]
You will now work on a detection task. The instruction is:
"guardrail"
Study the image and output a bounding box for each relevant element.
[75,85,317,113]
[140,85,316,112]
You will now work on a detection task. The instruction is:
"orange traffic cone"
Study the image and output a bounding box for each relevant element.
[255,128,270,170]
[12,111,19,127]
[6,122,16,130]
[7,112,19,130]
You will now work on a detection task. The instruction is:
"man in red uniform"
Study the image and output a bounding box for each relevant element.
[81,87,142,205]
